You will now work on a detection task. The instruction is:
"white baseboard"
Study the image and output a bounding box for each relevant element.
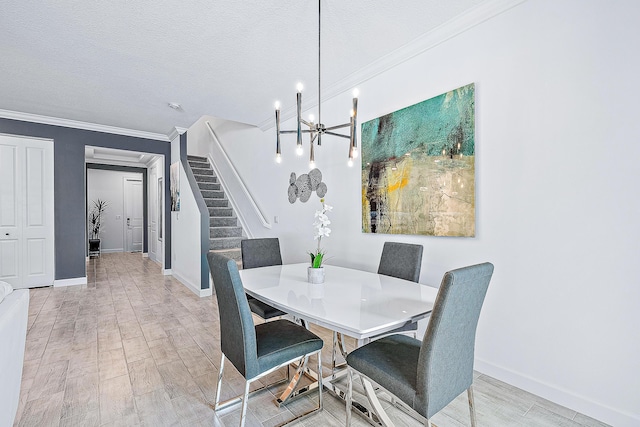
[171,270,212,298]
[101,248,123,254]
[474,358,639,427]
[53,277,88,287]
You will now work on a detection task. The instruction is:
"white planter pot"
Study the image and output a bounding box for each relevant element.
[307,267,325,284]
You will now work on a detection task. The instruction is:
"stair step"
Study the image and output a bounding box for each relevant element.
[187,155,207,162]
[210,226,243,238]
[209,207,233,217]
[209,248,242,263]
[198,182,221,191]
[201,190,225,199]
[194,175,218,183]
[210,237,242,250]
[191,167,214,176]
[211,216,238,227]
[188,161,210,170]
[205,198,229,208]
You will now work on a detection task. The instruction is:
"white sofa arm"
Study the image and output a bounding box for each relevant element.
[0,289,29,427]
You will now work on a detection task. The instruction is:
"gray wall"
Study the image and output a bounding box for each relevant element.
[0,118,171,281]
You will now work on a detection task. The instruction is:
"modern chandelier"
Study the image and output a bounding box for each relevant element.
[274,0,359,167]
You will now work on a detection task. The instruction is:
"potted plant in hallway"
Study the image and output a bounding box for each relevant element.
[308,198,332,284]
[88,199,108,257]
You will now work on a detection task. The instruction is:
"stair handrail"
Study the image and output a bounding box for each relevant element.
[205,121,272,231]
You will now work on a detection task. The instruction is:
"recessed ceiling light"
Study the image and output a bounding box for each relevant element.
[168,102,182,110]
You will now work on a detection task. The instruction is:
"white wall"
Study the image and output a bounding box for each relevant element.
[170,133,204,294]
[87,169,143,253]
[201,0,640,425]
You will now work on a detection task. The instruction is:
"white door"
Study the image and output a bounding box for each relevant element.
[124,178,143,252]
[0,135,54,289]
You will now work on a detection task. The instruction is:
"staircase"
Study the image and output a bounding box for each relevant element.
[187,155,243,263]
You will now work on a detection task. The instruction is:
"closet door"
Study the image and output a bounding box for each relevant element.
[0,135,54,288]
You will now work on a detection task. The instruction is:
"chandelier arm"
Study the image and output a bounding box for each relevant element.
[324,123,351,131]
[280,130,314,134]
[300,118,314,127]
[324,131,351,139]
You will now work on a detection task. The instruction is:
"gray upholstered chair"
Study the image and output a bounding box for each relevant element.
[240,238,286,320]
[332,242,424,370]
[346,262,494,427]
[207,252,324,427]
[378,241,423,282]
[376,241,424,336]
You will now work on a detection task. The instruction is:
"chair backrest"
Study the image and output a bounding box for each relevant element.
[241,238,283,269]
[416,262,494,419]
[207,252,259,379]
[377,242,423,282]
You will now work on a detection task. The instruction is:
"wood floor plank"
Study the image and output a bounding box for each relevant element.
[134,389,179,426]
[99,374,136,424]
[128,357,164,396]
[17,391,64,427]
[61,374,100,420]
[27,359,69,402]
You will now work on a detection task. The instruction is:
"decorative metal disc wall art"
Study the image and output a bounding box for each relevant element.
[361,83,475,237]
[288,168,327,203]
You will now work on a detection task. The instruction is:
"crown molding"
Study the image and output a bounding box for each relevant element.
[167,126,188,141]
[0,108,172,141]
[258,0,526,131]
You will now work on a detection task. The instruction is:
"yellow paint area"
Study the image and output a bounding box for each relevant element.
[387,161,411,193]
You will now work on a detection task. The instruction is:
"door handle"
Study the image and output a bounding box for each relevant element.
[127,218,131,226]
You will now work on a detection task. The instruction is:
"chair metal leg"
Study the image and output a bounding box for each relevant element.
[214,353,225,411]
[360,375,395,427]
[346,367,353,426]
[276,356,308,405]
[239,380,251,427]
[317,351,323,410]
[468,385,477,427]
[425,419,433,427]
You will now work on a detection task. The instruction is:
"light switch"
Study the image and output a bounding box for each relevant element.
[115,215,121,220]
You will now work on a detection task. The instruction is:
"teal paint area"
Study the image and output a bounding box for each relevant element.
[361,83,475,165]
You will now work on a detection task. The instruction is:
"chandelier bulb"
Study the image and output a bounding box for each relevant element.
[347,159,354,167]
[309,160,315,169]
[296,146,303,156]
[275,153,282,163]
[352,147,359,159]
[353,88,360,98]
[296,82,304,93]
[274,101,280,110]
[309,114,315,123]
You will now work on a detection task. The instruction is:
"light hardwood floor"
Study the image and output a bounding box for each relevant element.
[14,253,609,427]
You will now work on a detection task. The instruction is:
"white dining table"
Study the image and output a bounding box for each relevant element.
[238,262,439,425]
[239,262,439,342]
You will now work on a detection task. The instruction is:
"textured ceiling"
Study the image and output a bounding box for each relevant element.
[0,0,487,137]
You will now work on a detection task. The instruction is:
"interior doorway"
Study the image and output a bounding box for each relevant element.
[84,147,165,266]
[87,168,144,254]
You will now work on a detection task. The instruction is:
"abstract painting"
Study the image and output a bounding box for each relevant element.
[170,162,180,212]
[361,83,475,237]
